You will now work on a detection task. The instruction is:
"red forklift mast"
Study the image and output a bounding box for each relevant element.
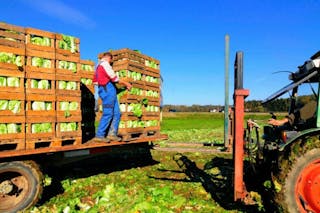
[233,52,250,201]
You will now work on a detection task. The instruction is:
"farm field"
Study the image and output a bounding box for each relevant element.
[29,112,276,213]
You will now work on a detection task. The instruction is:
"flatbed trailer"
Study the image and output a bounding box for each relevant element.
[0,134,167,213]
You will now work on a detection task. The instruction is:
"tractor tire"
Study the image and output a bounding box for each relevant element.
[272,134,320,213]
[0,161,43,213]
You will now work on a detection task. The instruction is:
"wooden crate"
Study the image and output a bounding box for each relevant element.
[25,27,55,52]
[144,67,160,78]
[26,48,55,59]
[0,115,26,141]
[25,72,55,95]
[56,74,81,97]
[56,52,80,63]
[25,116,55,141]
[0,68,25,93]
[0,22,25,48]
[26,57,55,74]
[55,34,80,57]
[56,96,81,118]
[26,137,81,150]
[0,92,25,116]
[0,45,25,72]
[112,59,144,73]
[99,48,145,64]
[79,59,95,75]
[56,121,82,139]
[56,60,80,77]
[25,93,56,117]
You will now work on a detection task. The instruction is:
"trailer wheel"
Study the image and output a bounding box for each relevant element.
[283,148,320,213]
[0,161,43,213]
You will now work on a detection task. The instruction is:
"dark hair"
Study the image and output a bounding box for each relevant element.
[102,52,113,59]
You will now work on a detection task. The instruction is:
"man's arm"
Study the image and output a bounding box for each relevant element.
[268,117,289,126]
[101,62,132,89]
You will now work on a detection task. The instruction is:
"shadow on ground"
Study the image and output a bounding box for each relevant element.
[149,154,277,213]
[37,143,158,205]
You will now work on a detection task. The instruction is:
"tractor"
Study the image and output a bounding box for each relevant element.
[232,50,320,213]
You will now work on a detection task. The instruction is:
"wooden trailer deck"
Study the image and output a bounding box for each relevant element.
[0,134,167,159]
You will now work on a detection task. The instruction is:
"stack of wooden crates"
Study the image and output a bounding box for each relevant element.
[96,48,161,141]
[0,23,94,151]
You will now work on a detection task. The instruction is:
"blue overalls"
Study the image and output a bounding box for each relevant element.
[95,82,121,138]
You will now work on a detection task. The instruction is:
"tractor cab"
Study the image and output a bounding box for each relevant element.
[262,51,320,148]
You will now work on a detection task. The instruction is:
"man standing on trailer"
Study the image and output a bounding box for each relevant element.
[95,52,132,142]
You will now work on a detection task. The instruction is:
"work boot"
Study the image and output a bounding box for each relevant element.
[107,135,122,142]
[94,137,110,143]
[94,100,99,112]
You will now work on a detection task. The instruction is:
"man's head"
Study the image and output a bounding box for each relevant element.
[101,52,113,63]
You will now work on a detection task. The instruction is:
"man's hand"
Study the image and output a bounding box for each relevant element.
[126,82,132,90]
[268,118,289,126]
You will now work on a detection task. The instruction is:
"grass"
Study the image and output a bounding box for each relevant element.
[160,112,276,143]
[28,112,279,213]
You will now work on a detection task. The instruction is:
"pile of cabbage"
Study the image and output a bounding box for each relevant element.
[0,123,21,134]
[31,123,52,133]
[129,87,143,96]
[145,76,159,83]
[116,70,142,81]
[58,61,77,73]
[145,105,159,112]
[81,78,93,86]
[146,90,159,98]
[31,101,52,110]
[60,122,78,132]
[81,64,94,71]
[32,57,51,68]
[119,120,158,129]
[59,102,78,111]
[58,81,77,90]
[0,52,23,66]
[0,76,19,87]
[30,79,51,89]
[0,100,21,113]
[30,36,51,47]
[145,60,158,69]
[58,35,78,53]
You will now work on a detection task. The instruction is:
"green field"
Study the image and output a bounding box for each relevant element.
[29,112,274,213]
[161,112,272,143]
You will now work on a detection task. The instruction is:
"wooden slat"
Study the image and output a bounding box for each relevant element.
[0,135,168,159]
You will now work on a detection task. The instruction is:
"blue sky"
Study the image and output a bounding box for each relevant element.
[1,0,319,105]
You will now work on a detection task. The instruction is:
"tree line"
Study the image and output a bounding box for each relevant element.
[163,95,315,112]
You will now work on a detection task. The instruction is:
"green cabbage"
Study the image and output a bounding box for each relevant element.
[66,81,77,90]
[8,100,20,113]
[59,35,78,53]
[69,102,78,110]
[60,102,69,110]
[45,102,52,110]
[60,122,77,132]
[31,57,43,67]
[31,123,52,133]
[7,77,19,87]
[31,79,38,88]
[81,64,94,71]
[120,104,126,112]
[38,80,50,89]
[0,100,8,110]
[32,101,45,110]
[42,59,51,68]
[0,76,6,86]
[68,62,77,73]
[58,81,67,89]
[15,56,22,67]
[59,61,68,69]
[7,123,20,133]
[0,123,7,134]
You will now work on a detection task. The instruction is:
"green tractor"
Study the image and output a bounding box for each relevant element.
[262,51,320,213]
[232,51,320,213]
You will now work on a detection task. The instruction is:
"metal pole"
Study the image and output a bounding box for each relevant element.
[224,34,230,149]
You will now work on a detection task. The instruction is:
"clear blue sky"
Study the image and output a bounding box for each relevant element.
[1,0,319,105]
